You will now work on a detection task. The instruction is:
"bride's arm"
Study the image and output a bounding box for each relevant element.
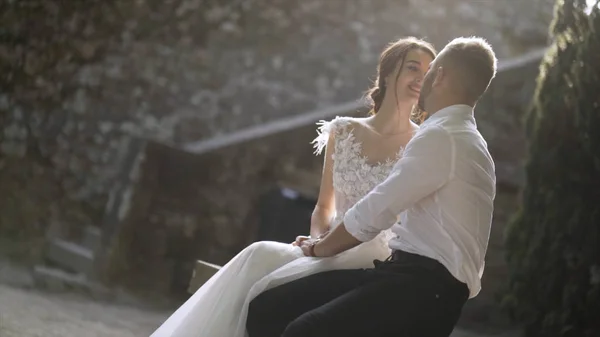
[310,132,336,238]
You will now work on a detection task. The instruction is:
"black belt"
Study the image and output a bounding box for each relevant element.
[379,250,466,290]
[381,250,470,302]
[389,250,443,270]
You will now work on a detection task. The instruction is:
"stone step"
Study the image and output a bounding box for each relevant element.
[45,238,95,276]
[188,260,222,294]
[32,265,88,291]
[32,265,112,300]
[82,226,102,252]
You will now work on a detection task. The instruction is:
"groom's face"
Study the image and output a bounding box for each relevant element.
[418,68,437,112]
[418,48,451,115]
[417,61,438,112]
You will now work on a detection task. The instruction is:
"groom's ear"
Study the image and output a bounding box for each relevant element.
[432,66,445,88]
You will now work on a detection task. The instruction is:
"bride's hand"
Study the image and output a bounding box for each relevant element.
[292,230,330,246]
[300,238,322,257]
[292,235,311,246]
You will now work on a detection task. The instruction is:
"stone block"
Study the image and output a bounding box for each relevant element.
[32,265,113,300]
[82,226,102,252]
[32,265,88,292]
[45,238,95,276]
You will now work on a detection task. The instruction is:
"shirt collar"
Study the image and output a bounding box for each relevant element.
[421,104,474,128]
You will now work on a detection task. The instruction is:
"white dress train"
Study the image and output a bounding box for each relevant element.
[150,116,404,337]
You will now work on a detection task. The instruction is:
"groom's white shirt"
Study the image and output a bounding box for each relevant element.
[343,104,496,298]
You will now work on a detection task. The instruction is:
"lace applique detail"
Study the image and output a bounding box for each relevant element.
[311,116,405,244]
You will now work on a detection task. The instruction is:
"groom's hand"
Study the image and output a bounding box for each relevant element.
[292,235,311,246]
[300,238,330,257]
[300,239,318,257]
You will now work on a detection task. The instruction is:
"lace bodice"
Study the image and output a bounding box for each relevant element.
[312,116,404,234]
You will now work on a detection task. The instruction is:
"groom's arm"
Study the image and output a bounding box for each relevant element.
[312,126,455,257]
[311,219,361,257]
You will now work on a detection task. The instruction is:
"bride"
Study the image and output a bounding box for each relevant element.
[150,37,435,337]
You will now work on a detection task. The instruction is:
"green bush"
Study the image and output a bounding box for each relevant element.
[504,0,600,336]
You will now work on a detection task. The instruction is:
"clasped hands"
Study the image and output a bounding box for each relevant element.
[292,231,329,257]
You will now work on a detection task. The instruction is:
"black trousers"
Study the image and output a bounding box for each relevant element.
[246,250,469,337]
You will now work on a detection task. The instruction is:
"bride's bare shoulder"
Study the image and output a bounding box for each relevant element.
[315,116,365,135]
[341,116,372,137]
[331,116,370,131]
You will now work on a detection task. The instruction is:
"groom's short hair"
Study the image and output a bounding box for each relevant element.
[439,37,497,102]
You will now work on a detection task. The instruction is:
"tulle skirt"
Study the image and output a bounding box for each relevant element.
[150,236,391,337]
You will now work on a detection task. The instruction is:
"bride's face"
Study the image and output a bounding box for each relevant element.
[387,49,433,105]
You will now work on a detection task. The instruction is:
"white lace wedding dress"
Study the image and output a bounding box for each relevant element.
[151,116,404,337]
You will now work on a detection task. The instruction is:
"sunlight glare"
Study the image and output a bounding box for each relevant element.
[586,0,599,14]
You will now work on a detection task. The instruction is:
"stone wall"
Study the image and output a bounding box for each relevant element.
[1,0,552,311]
[1,0,554,248]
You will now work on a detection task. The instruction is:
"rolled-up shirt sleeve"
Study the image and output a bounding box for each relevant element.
[343,125,455,242]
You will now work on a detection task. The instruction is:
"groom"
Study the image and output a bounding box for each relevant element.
[246,36,498,337]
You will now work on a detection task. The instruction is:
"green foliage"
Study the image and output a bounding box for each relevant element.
[504,0,600,336]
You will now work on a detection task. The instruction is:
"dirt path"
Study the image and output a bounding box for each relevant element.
[0,284,169,337]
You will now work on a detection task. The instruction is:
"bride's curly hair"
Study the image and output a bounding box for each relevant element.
[366,37,436,124]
